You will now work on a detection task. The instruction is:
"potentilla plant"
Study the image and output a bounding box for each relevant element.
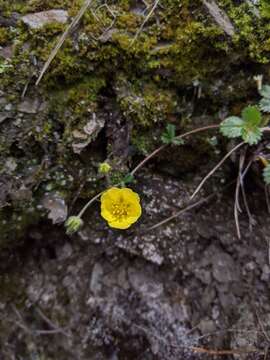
[65,80,270,238]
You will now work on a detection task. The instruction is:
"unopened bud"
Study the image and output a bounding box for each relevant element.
[65,216,83,235]
[98,162,111,174]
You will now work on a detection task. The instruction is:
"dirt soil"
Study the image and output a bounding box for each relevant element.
[1,167,270,360]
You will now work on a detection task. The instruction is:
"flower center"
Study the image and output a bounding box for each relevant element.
[112,202,130,220]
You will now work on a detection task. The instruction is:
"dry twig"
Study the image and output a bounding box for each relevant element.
[130,0,160,46]
[191,346,264,356]
[191,141,244,199]
[144,193,215,233]
[36,0,93,86]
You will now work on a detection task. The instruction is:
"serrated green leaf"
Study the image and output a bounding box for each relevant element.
[259,98,270,113]
[263,164,270,185]
[241,126,262,145]
[166,124,176,138]
[161,133,172,144]
[161,124,180,144]
[259,85,270,99]
[220,116,244,138]
[241,106,262,126]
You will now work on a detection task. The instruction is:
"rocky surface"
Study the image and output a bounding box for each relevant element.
[1,0,270,359]
[21,9,68,29]
[1,170,270,359]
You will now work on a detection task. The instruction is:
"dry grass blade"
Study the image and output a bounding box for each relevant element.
[130,0,160,46]
[234,153,244,239]
[240,159,255,230]
[191,346,264,356]
[202,0,235,36]
[145,179,236,233]
[144,193,216,233]
[35,0,93,86]
[255,308,270,344]
[36,307,70,337]
[190,142,244,199]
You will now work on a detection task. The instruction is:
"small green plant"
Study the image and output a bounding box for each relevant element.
[65,83,270,239]
[220,105,263,145]
[161,124,184,145]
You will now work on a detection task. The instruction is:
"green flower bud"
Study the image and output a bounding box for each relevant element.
[98,162,111,174]
[65,216,83,235]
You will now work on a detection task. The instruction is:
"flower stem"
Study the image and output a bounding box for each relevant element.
[77,190,104,218]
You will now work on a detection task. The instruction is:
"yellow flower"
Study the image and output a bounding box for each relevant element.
[101,187,142,229]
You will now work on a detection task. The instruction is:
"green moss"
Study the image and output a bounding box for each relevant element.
[0,27,12,46]
[115,75,179,127]
[1,0,270,245]
[260,0,270,18]
[0,0,26,15]
[131,131,157,156]
[0,0,73,15]
[49,75,106,121]
[23,0,72,12]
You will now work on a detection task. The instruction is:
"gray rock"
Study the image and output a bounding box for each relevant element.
[17,98,41,114]
[198,318,216,334]
[212,252,239,283]
[72,113,105,154]
[21,9,68,29]
[42,192,68,224]
[0,45,13,59]
[218,291,237,311]
[56,242,73,260]
[128,267,164,299]
[0,112,9,123]
[4,103,12,111]
[261,264,270,282]
[10,185,32,202]
[194,268,212,284]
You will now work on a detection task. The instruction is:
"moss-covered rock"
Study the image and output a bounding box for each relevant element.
[0,0,270,246]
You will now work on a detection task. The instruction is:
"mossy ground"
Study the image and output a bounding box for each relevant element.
[0,0,270,245]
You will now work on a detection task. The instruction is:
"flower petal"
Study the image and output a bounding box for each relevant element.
[108,219,132,229]
[128,201,142,218]
[101,187,122,203]
[121,188,140,202]
[101,204,115,222]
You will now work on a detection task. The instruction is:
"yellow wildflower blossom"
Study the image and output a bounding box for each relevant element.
[101,187,142,229]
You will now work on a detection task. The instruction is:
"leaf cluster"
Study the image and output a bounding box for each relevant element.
[161,124,184,145]
[220,106,262,145]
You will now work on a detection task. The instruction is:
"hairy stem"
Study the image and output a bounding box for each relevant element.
[190,141,244,199]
